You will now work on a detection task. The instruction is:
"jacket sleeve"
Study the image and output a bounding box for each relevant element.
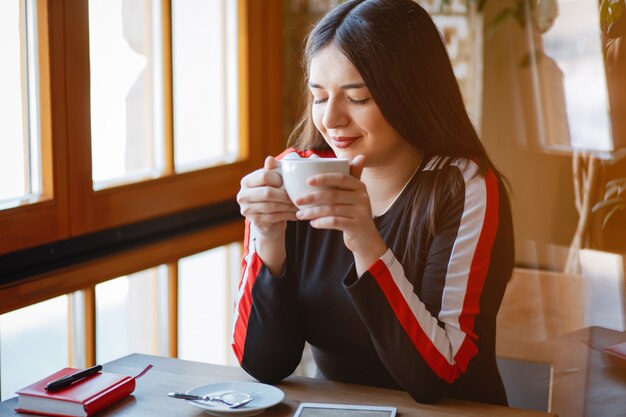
[343,165,502,403]
[231,220,304,383]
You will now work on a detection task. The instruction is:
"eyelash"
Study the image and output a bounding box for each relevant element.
[312,97,371,105]
[349,98,371,105]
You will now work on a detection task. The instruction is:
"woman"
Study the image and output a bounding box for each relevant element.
[233,0,514,405]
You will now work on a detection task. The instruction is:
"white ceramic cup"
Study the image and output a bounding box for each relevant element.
[277,158,350,208]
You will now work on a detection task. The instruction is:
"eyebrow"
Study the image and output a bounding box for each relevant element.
[308,82,367,90]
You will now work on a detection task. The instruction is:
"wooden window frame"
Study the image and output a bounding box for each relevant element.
[1,0,283,251]
[0,0,281,380]
[65,0,284,235]
[0,0,69,254]
[1,219,243,370]
[0,220,243,315]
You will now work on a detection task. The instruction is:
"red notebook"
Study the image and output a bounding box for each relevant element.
[15,366,152,417]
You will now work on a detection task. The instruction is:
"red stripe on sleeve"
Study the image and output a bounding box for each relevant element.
[232,253,262,363]
[458,169,499,339]
[238,221,252,288]
[369,260,472,383]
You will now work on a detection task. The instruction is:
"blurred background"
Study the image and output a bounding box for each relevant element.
[1,1,625,415]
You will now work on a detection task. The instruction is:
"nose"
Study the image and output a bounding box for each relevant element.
[322,97,349,129]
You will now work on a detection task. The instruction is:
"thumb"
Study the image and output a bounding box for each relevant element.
[350,154,365,180]
[263,156,280,171]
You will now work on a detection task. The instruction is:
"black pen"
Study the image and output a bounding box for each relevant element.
[45,365,103,391]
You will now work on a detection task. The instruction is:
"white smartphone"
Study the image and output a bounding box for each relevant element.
[293,402,397,417]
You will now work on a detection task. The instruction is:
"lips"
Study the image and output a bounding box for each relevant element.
[331,136,360,149]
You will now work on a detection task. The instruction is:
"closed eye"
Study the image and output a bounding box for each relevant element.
[349,97,371,105]
[312,97,371,105]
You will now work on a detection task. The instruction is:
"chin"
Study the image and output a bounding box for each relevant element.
[331,143,359,156]
[332,149,354,160]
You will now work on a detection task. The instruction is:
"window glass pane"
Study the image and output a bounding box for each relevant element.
[0,0,42,208]
[172,0,239,172]
[88,0,165,189]
[0,296,68,401]
[178,243,241,365]
[540,0,612,152]
[96,266,169,364]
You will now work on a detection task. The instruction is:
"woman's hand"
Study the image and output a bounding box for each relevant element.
[237,156,298,240]
[237,156,297,276]
[294,155,387,275]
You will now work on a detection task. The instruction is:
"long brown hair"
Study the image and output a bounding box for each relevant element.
[289,0,508,256]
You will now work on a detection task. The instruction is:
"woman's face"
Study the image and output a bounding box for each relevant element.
[308,44,409,167]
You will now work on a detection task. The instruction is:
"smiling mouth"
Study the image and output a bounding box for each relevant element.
[331,136,360,149]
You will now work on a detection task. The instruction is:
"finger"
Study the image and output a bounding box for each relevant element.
[296,204,356,221]
[307,172,363,190]
[242,169,284,189]
[238,186,293,204]
[309,216,354,231]
[242,202,298,216]
[350,154,365,180]
[264,156,280,171]
[294,189,356,207]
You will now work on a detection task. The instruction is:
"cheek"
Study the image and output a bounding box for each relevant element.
[312,106,325,133]
[365,110,390,133]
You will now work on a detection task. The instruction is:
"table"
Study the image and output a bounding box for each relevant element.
[1,354,553,417]
[496,267,626,416]
[498,326,626,417]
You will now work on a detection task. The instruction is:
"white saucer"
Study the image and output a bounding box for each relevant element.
[186,382,284,417]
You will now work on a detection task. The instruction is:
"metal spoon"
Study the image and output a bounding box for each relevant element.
[168,391,253,408]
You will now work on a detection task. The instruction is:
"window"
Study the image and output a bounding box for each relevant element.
[0,0,282,397]
[535,0,614,153]
[88,0,166,189]
[0,297,69,400]
[96,268,169,364]
[0,0,42,206]
[0,0,64,254]
[1,0,283,250]
[65,0,282,235]
[0,237,244,400]
[172,0,240,172]
[178,244,241,365]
